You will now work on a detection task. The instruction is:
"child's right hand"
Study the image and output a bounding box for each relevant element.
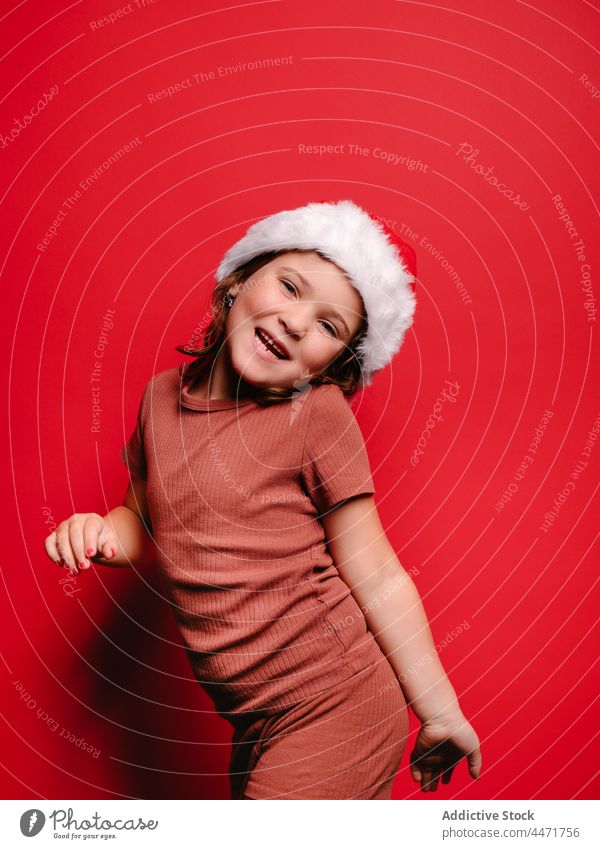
[44,513,119,574]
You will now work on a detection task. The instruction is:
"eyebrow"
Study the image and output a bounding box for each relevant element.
[277,266,352,338]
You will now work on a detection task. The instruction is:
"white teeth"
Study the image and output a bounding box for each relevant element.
[257,329,287,359]
[257,335,271,354]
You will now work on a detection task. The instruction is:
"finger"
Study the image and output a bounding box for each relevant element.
[467,743,482,779]
[425,772,440,792]
[55,527,77,574]
[96,522,118,560]
[44,532,62,565]
[420,770,433,792]
[68,517,90,571]
[410,746,426,781]
[428,773,441,792]
[441,765,455,784]
[82,515,105,566]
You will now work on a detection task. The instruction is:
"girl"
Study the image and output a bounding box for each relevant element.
[44,200,481,800]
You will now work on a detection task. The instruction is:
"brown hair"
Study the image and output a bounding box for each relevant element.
[174,250,368,406]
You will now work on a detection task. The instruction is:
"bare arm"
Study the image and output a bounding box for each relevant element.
[321,494,481,791]
[321,494,459,722]
[90,476,155,568]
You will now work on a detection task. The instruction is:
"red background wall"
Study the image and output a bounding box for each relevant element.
[1,0,598,800]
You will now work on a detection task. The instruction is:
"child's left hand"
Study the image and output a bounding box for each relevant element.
[410,712,481,792]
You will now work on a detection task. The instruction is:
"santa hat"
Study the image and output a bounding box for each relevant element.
[215,199,417,387]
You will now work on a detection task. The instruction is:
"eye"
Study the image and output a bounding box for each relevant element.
[319,321,337,337]
[280,278,296,295]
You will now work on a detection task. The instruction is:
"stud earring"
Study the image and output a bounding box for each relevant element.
[224,292,236,309]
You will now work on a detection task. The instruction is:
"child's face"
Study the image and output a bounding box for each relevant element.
[225,250,365,390]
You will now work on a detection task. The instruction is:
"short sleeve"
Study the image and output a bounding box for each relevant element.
[119,381,149,481]
[301,385,375,515]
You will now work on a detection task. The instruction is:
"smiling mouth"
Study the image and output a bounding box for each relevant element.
[254,327,290,360]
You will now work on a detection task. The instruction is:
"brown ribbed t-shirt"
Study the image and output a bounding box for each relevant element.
[120,362,384,720]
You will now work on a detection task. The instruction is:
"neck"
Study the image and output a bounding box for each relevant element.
[188,346,255,401]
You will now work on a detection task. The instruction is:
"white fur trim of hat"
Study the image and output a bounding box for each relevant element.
[215,199,417,387]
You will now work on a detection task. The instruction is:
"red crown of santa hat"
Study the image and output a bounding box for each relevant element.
[215,199,417,387]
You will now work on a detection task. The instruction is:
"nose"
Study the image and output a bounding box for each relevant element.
[278,307,311,340]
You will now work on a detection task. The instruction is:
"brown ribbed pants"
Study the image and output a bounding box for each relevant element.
[228,660,410,800]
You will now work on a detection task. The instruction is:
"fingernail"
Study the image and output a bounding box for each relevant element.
[86,548,94,556]
[79,562,86,569]
[110,548,116,557]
